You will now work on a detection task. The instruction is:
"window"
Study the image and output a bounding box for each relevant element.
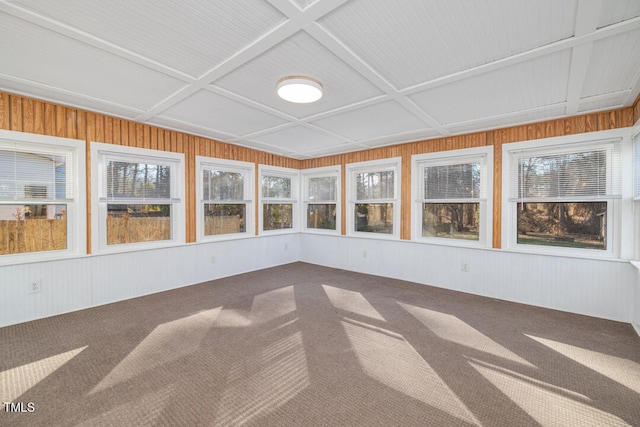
[91,142,184,253]
[0,129,85,264]
[504,136,622,256]
[346,158,401,238]
[635,130,640,200]
[302,166,341,233]
[259,165,299,233]
[412,147,492,246]
[196,157,254,240]
[634,130,640,260]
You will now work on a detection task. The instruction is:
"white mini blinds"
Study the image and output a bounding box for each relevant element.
[509,139,622,203]
[0,142,75,202]
[419,155,487,202]
[99,152,180,203]
[634,132,640,199]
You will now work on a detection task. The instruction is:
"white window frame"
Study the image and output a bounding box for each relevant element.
[258,165,299,235]
[196,156,254,241]
[0,129,86,265]
[346,157,401,240]
[633,126,640,261]
[502,129,629,259]
[302,165,341,235]
[412,147,493,247]
[91,142,185,254]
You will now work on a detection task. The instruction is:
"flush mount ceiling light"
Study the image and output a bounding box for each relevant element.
[277,76,323,103]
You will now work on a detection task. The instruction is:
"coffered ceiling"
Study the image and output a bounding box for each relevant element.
[1,0,639,159]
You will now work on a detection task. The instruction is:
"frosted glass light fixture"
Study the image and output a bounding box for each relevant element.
[277,76,323,103]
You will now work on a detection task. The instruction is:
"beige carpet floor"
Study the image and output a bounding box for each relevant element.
[1,262,640,426]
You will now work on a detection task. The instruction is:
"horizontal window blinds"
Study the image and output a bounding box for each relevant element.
[418,154,487,202]
[423,162,482,200]
[0,143,74,202]
[202,168,245,202]
[510,140,621,201]
[356,171,395,200]
[635,132,640,199]
[100,153,179,203]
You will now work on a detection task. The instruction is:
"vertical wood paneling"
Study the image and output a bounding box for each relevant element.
[22,98,34,133]
[125,120,133,146]
[86,139,92,255]
[184,135,196,243]
[43,102,55,135]
[104,116,114,144]
[10,96,22,131]
[0,91,635,254]
[400,146,412,240]
[55,105,66,137]
[490,133,502,249]
[33,100,45,135]
[0,93,9,130]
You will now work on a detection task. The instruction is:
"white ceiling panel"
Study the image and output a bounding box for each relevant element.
[359,129,441,148]
[409,50,572,126]
[290,0,316,11]
[319,0,577,90]
[444,106,567,136]
[578,93,628,113]
[311,100,428,141]
[582,29,640,98]
[0,75,144,120]
[254,126,347,153]
[0,13,186,111]
[9,0,286,78]
[1,1,639,159]
[158,90,287,137]
[596,0,640,29]
[213,31,383,119]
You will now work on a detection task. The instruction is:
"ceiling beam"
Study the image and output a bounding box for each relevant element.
[565,0,603,115]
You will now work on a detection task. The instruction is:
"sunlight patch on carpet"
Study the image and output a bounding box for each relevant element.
[527,335,640,394]
[91,307,221,394]
[323,285,385,321]
[215,331,310,425]
[399,302,535,367]
[342,319,480,426]
[469,358,630,426]
[1,346,87,402]
[77,385,175,426]
[250,285,296,324]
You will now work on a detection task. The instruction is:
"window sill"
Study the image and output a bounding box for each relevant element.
[630,261,640,271]
[197,232,255,243]
[0,251,86,267]
[259,228,298,236]
[413,236,489,249]
[347,231,400,241]
[93,239,186,256]
[499,245,627,262]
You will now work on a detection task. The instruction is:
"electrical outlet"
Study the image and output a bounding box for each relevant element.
[210,256,216,264]
[461,262,469,272]
[284,243,288,250]
[363,250,368,259]
[28,280,42,294]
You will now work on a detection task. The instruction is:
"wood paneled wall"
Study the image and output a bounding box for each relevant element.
[302,108,635,246]
[0,92,300,251]
[0,91,636,252]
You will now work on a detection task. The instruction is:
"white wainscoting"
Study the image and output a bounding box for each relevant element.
[633,263,640,335]
[1,233,637,329]
[300,234,637,324]
[0,234,300,327]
